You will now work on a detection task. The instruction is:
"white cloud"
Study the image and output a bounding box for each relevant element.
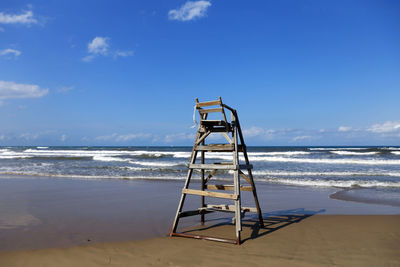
[168,1,211,21]
[242,126,278,139]
[0,80,48,101]
[95,133,152,142]
[0,48,21,57]
[163,133,195,143]
[243,126,265,137]
[0,10,37,25]
[292,135,312,142]
[88,37,109,55]
[368,121,400,133]
[115,133,152,142]
[338,126,352,132]
[83,37,133,62]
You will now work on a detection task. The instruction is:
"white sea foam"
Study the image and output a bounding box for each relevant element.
[248,156,400,165]
[260,177,400,188]
[0,149,308,160]
[383,147,400,151]
[0,155,32,159]
[0,171,187,181]
[249,151,310,156]
[92,155,131,162]
[37,147,49,149]
[392,152,400,155]
[23,149,134,156]
[252,171,400,177]
[309,147,369,151]
[129,160,184,167]
[330,151,379,156]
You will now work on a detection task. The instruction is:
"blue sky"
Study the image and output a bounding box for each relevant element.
[0,0,399,146]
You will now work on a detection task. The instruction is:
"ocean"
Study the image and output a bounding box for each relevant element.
[1,146,400,207]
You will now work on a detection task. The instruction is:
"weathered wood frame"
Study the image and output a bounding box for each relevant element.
[170,97,264,245]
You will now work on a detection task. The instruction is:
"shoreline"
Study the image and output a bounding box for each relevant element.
[2,173,400,208]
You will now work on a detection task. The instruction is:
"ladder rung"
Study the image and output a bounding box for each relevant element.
[196,100,221,108]
[182,188,238,200]
[206,204,258,213]
[188,164,253,170]
[196,144,234,151]
[198,107,223,114]
[200,120,228,126]
[205,184,253,191]
[199,127,232,133]
[195,144,244,152]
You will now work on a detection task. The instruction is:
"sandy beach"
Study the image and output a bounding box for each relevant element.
[0,215,399,266]
[0,176,399,266]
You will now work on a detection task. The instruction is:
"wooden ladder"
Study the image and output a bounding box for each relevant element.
[170,97,264,245]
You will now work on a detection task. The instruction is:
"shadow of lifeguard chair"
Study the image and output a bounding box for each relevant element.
[170,97,264,245]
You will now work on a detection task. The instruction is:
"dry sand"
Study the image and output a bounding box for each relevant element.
[1,215,399,267]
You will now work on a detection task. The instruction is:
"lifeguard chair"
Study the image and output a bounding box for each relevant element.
[170,97,264,245]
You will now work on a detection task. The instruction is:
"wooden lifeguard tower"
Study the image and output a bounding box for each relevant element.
[170,97,264,245]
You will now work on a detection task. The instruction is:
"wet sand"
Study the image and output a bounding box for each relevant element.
[0,215,399,266]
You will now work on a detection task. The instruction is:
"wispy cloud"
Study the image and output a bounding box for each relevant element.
[95,133,152,142]
[83,37,133,62]
[0,80,48,103]
[0,10,37,25]
[115,133,152,142]
[0,48,21,58]
[338,126,352,132]
[292,135,312,142]
[168,1,211,21]
[19,133,39,141]
[56,86,74,93]
[163,133,195,143]
[367,121,400,134]
[113,50,134,59]
[243,126,276,138]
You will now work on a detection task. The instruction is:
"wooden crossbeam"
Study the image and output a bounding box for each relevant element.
[188,163,252,170]
[222,132,233,144]
[196,100,221,108]
[205,184,252,191]
[198,107,223,114]
[182,188,238,200]
[195,144,244,152]
[205,169,217,184]
[206,204,258,213]
[239,170,252,185]
[195,144,234,151]
[195,131,211,145]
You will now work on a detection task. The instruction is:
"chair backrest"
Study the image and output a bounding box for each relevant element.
[195,97,228,123]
